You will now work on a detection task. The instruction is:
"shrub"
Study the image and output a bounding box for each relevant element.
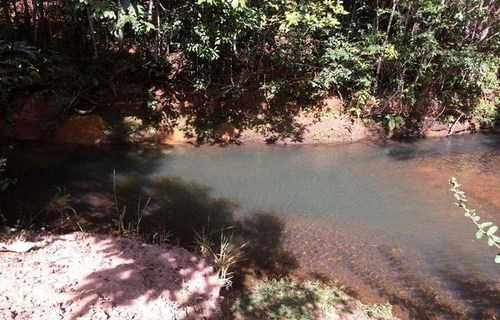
[0,41,41,104]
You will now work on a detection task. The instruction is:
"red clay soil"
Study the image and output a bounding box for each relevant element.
[0,233,224,320]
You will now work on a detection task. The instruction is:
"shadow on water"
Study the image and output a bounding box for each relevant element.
[435,266,500,319]
[335,246,461,319]
[384,134,500,163]
[336,244,500,319]
[237,212,299,279]
[0,145,167,228]
[385,145,421,161]
[67,176,300,318]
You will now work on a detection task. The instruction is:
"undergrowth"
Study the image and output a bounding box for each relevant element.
[231,278,395,320]
[112,170,171,244]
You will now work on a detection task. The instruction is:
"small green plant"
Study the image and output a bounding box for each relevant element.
[449,177,500,263]
[194,227,247,287]
[46,187,84,233]
[384,115,404,136]
[112,170,152,238]
[112,170,127,234]
[346,90,378,119]
[111,170,173,244]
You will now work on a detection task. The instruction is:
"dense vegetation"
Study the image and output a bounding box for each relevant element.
[1,0,499,140]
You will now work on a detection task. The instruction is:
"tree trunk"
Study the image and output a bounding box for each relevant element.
[116,0,124,44]
[22,0,30,24]
[374,0,399,94]
[2,0,12,25]
[87,7,98,59]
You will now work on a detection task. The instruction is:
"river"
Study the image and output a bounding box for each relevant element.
[2,134,499,319]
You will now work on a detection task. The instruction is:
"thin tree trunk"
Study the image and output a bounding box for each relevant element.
[2,0,12,25]
[87,7,98,59]
[12,0,20,27]
[116,0,124,44]
[148,0,153,22]
[22,0,30,23]
[374,0,399,94]
[33,0,40,45]
[22,0,31,36]
[156,0,163,58]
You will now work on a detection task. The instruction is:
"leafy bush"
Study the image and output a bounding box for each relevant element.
[0,41,41,103]
[473,95,499,126]
[449,177,500,264]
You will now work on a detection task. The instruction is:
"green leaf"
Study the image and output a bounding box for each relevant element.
[495,254,500,264]
[475,230,483,239]
[488,238,495,246]
[102,10,116,19]
[487,226,498,236]
[479,222,493,228]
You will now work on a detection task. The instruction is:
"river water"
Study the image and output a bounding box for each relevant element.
[2,134,500,319]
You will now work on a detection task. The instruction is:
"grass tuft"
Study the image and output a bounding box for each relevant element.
[194,227,247,287]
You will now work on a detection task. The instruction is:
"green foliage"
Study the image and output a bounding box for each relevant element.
[473,96,499,126]
[0,41,40,102]
[449,177,500,264]
[384,115,404,135]
[1,0,499,137]
[315,35,380,93]
[232,278,395,319]
[0,158,15,192]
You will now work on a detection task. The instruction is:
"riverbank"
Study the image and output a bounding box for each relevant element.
[0,231,398,320]
[0,232,224,320]
[1,95,495,147]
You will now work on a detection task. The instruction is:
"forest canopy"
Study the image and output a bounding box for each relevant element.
[1,0,499,140]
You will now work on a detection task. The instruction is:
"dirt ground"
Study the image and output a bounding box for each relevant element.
[0,233,224,320]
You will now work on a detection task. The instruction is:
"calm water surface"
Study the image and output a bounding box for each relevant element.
[4,134,500,318]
